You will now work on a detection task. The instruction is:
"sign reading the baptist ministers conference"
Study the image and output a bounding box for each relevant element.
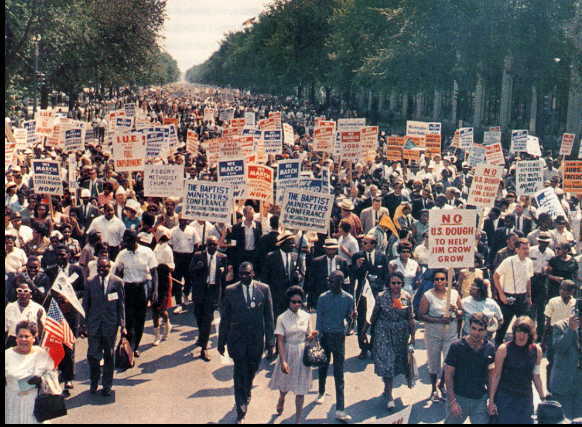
[281,190,334,234]
[32,160,64,196]
[428,209,476,269]
[182,180,233,223]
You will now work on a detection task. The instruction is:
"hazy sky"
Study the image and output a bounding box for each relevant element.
[162,0,272,75]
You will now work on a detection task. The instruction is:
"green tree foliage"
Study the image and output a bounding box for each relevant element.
[186,0,577,113]
[5,0,179,111]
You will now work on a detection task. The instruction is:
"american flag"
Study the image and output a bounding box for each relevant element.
[43,299,75,350]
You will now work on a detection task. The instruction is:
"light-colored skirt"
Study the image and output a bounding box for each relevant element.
[269,341,313,396]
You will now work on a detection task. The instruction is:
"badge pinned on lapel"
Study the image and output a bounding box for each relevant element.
[250,302,256,309]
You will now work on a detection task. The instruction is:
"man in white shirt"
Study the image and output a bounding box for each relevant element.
[337,222,359,266]
[113,231,158,357]
[5,233,27,274]
[493,238,534,346]
[529,232,555,338]
[192,220,221,250]
[169,216,201,314]
[86,203,126,260]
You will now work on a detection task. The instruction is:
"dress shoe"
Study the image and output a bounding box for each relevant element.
[358,350,368,360]
[200,350,211,362]
[65,382,74,390]
[236,418,245,424]
[133,350,140,358]
[335,411,352,423]
[90,384,98,394]
[101,388,112,397]
[62,389,71,398]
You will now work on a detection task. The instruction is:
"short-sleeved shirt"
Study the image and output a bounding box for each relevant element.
[544,296,576,325]
[275,309,312,345]
[445,338,496,399]
[5,301,47,337]
[316,290,354,334]
[114,245,158,283]
[495,255,534,294]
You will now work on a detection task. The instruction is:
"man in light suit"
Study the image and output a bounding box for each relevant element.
[189,236,228,361]
[82,257,126,396]
[260,232,305,331]
[218,262,274,424]
[360,196,390,234]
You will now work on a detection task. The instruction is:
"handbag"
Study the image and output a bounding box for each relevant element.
[303,338,328,367]
[115,336,135,371]
[34,393,67,422]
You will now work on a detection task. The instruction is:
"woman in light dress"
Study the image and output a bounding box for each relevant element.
[269,286,317,424]
[5,321,56,424]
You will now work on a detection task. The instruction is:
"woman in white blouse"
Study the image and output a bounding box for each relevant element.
[152,228,175,346]
[269,286,317,424]
[389,243,421,295]
[5,282,46,349]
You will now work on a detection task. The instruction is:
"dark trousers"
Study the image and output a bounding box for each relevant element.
[233,353,262,420]
[194,299,215,349]
[173,252,192,305]
[108,246,121,263]
[87,333,116,389]
[318,332,346,411]
[125,282,148,351]
[495,294,529,346]
[356,296,371,351]
[59,345,76,382]
[531,275,548,339]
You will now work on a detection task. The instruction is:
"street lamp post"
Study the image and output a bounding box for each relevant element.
[32,34,41,116]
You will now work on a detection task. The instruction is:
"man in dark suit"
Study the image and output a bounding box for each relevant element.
[254,215,280,277]
[82,257,126,396]
[305,238,350,310]
[411,187,434,220]
[514,204,533,236]
[218,262,274,424]
[73,189,100,231]
[189,236,228,361]
[81,166,104,198]
[227,206,262,279]
[351,234,390,358]
[483,208,502,254]
[260,232,305,331]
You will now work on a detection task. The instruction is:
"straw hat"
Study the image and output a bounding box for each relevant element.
[322,238,339,249]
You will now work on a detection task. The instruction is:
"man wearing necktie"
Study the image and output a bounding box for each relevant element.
[260,232,305,336]
[218,263,274,424]
[305,239,350,310]
[361,196,390,234]
[82,257,126,396]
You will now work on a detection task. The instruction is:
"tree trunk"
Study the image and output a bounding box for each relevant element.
[401,93,409,119]
[499,55,514,128]
[433,88,442,121]
[473,74,486,128]
[452,81,459,124]
[529,85,538,134]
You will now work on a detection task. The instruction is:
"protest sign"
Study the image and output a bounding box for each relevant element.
[182,180,233,223]
[511,130,528,153]
[483,131,502,145]
[563,161,582,195]
[490,126,502,132]
[280,190,334,234]
[218,158,246,199]
[246,164,273,202]
[258,117,281,131]
[219,137,242,159]
[559,133,576,156]
[460,128,474,151]
[275,159,301,204]
[203,108,216,122]
[36,110,54,136]
[113,132,146,172]
[340,131,362,159]
[516,160,544,196]
[245,111,256,127]
[283,123,294,145]
[23,120,37,146]
[468,144,486,168]
[484,143,505,166]
[337,118,366,131]
[526,135,542,157]
[425,122,442,155]
[534,188,567,219]
[5,141,17,170]
[186,130,199,154]
[219,108,235,122]
[428,209,476,269]
[406,121,428,139]
[313,126,335,153]
[143,164,184,198]
[166,124,179,151]
[14,128,27,149]
[68,157,78,192]
[64,128,83,153]
[32,160,64,196]
[402,138,424,163]
[145,129,166,159]
[205,138,221,166]
[124,103,136,117]
[262,130,283,155]
[115,116,133,133]
[361,126,379,162]
[467,164,503,208]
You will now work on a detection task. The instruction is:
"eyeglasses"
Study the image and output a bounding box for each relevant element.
[434,277,447,282]
[390,281,404,285]
[16,289,32,294]
[290,300,303,305]
[401,250,411,253]
[470,326,486,333]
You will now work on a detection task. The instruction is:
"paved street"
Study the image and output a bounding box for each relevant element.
[55,309,547,424]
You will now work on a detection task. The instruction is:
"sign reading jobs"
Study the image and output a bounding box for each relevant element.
[281,190,334,234]
[32,160,64,196]
[428,209,476,269]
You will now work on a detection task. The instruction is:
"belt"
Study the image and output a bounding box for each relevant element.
[125,281,147,286]
[505,293,527,297]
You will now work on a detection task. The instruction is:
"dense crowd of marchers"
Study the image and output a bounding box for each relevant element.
[4,83,582,424]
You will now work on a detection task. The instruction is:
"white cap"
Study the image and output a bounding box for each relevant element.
[125,198,141,213]
[80,189,91,198]
[115,186,127,196]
